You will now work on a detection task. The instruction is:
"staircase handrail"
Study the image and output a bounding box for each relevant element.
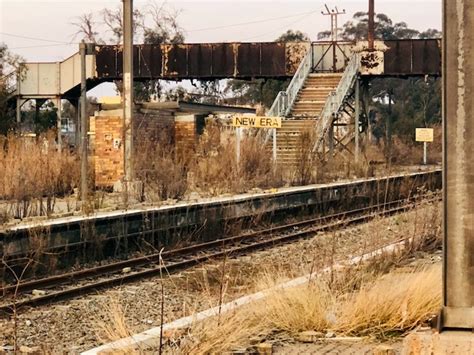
[313,53,360,153]
[267,44,313,117]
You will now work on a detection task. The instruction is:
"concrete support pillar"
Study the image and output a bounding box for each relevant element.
[123,0,134,184]
[441,0,474,330]
[69,98,81,149]
[56,97,62,152]
[80,41,88,202]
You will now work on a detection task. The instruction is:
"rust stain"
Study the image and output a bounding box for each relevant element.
[285,42,310,75]
[360,52,381,69]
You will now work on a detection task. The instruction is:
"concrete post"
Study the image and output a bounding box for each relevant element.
[80,41,88,202]
[16,69,21,125]
[56,97,62,152]
[354,78,360,163]
[441,0,474,330]
[123,0,134,185]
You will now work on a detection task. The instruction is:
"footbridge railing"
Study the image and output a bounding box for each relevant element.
[267,45,313,118]
[313,53,360,153]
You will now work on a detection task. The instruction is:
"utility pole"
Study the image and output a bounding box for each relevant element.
[368,0,375,50]
[123,0,134,194]
[80,40,88,202]
[321,4,345,72]
[440,0,473,330]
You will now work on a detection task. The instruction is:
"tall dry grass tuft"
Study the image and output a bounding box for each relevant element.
[173,266,440,354]
[92,297,132,344]
[179,309,267,354]
[134,127,188,202]
[262,281,334,334]
[0,132,78,219]
[335,266,441,336]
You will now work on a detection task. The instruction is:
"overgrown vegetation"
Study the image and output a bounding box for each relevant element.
[0,132,78,220]
[86,198,441,354]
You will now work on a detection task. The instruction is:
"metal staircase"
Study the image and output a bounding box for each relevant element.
[268,45,313,118]
[313,53,360,154]
[1,71,18,97]
[267,45,361,165]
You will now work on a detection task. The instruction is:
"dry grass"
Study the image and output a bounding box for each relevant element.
[179,309,267,354]
[176,265,440,353]
[134,122,283,200]
[92,297,132,344]
[336,266,441,336]
[0,132,79,219]
[88,200,442,354]
[262,280,335,334]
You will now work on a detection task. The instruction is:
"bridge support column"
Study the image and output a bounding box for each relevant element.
[123,0,134,188]
[440,0,474,330]
[56,97,62,152]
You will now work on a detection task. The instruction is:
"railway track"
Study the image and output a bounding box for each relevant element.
[0,194,439,315]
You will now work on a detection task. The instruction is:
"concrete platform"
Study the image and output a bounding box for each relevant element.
[402,330,474,355]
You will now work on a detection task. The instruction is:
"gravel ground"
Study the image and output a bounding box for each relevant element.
[0,200,440,353]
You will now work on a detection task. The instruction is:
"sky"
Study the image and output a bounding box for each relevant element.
[0,0,442,96]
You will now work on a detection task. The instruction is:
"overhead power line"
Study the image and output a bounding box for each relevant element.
[186,9,320,33]
[0,32,71,44]
[242,12,315,41]
[9,43,77,50]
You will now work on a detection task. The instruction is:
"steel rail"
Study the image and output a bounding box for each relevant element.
[0,194,440,315]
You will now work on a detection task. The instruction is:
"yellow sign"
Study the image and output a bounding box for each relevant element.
[232,116,282,128]
[415,128,434,142]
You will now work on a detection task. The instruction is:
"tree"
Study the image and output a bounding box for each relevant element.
[275,30,310,42]
[72,1,185,101]
[318,12,420,40]
[0,43,26,134]
[225,29,310,108]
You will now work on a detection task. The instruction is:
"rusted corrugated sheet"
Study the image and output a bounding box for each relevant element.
[187,44,212,77]
[383,39,441,76]
[95,42,290,79]
[93,40,441,80]
[237,43,261,77]
[138,45,162,77]
[262,42,286,76]
[211,43,235,77]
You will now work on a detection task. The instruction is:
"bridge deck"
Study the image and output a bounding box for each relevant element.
[10,39,441,101]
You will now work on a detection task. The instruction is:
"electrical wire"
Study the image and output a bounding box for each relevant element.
[242,12,314,41]
[185,9,319,33]
[9,43,77,50]
[2,8,319,49]
[0,32,71,44]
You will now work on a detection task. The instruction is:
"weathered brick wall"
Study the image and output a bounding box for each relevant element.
[94,116,124,187]
[175,114,196,154]
[92,110,177,187]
